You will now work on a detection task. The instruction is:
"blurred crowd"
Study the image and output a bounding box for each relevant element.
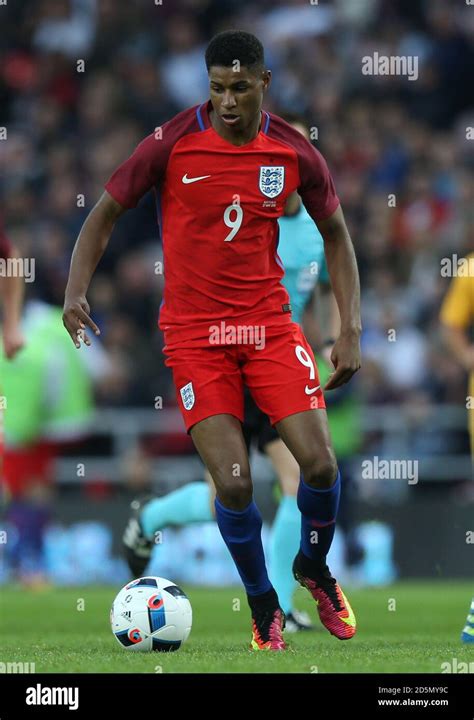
[1,0,473,436]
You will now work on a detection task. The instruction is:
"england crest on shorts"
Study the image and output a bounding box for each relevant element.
[259,166,285,198]
[180,382,195,410]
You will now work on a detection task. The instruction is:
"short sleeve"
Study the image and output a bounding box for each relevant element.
[105,132,168,209]
[104,106,202,209]
[297,141,339,223]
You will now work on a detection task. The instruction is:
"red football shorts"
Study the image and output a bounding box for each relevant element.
[164,321,326,432]
[1,442,56,498]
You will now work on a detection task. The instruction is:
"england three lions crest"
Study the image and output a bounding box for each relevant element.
[180,382,195,410]
[259,166,285,199]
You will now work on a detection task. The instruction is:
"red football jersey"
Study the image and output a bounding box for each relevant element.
[105,100,339,346]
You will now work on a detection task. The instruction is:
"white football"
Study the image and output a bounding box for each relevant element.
[111,576,192,652]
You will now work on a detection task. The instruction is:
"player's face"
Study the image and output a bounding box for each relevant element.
[208,65,271,138]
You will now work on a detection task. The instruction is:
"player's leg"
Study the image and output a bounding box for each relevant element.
[123,403,254,577]
[244,323,356,639]
[461,598,474,643]
[163,345,284,649]
[263,436,314,631]
[265,437,299,619]
[200,389,254,504]
[276,407,338,557]
[122,481,214,577]
[190,413,285,649]
[276,407,356,640]
[243,387,300,623]
[141,483,214,537]
[122,386,255,578]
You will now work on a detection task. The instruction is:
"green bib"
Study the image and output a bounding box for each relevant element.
[316,354,362,458]
[0,304,93,446]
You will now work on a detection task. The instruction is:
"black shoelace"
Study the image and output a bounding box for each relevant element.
[313,566,343,612]
[253,608,282,640]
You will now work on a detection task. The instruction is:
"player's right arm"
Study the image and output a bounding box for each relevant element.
[63,109,198,348]
[63,191,125,348]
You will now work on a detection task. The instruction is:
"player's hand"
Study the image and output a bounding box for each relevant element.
[62,295,100,348]
[2,324,25,360]
[323,330,361,390]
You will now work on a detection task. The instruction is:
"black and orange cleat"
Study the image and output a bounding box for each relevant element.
[250,606,286,651]
[293,551,356,640]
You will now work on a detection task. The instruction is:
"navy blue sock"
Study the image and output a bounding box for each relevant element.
[214,497,272,596]
[297,470,341,570]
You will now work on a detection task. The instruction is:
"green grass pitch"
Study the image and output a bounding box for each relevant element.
[0,582,472,673]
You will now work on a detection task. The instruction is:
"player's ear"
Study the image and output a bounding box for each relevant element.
[262,70,271,92]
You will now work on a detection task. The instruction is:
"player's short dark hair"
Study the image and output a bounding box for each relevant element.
[205,31,264,74]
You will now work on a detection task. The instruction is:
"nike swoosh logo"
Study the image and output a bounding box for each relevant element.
[182,174,211,184]
[339,592,356,627]
[305,385,320,395]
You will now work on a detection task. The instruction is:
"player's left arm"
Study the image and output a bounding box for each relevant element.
[292,131,361,389]
[316,205,361,390]
[0,243,25,360]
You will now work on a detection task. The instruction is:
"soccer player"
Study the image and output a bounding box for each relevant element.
[63,31,361,650]
[122,116,340,634]
[440,252,474,643]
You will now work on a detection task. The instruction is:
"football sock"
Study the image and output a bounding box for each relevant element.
[269,495,299,614]
[462,598,474,642]
[141,482,213,539]
[297,470,341,573]
[214,496,273,597]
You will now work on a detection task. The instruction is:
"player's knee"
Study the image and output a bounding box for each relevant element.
[301,453,338,490]
[216,474,253,511]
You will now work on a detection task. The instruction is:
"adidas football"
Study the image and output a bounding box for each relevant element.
[110,576,192,651]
